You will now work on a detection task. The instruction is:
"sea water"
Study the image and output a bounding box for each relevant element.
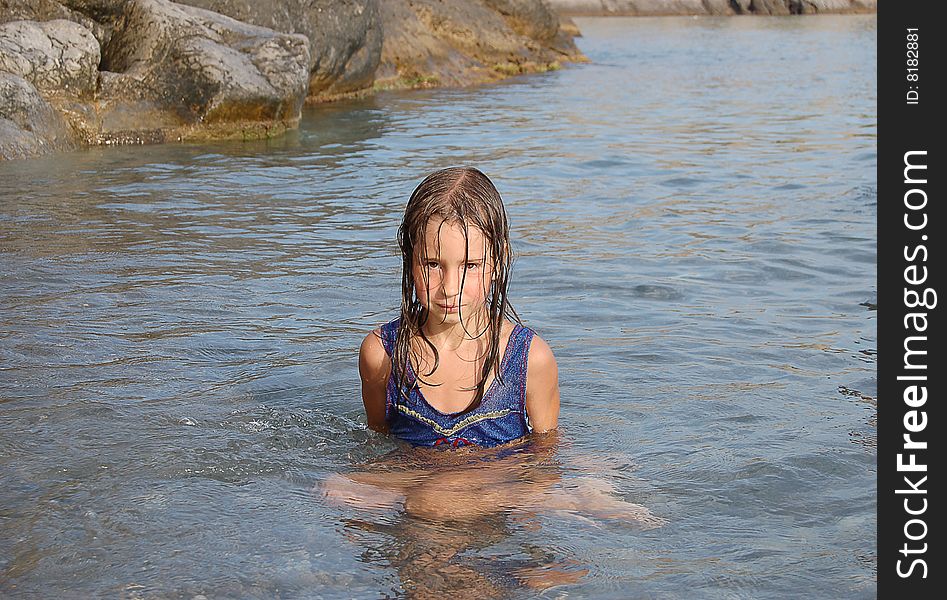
[0,15,876,598]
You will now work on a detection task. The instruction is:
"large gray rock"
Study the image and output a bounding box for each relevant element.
[1,0,109,45]
[92,0,310,140]
[0,72,76,159]
[2,0,83,22]
[1,0,585,158]
[176,0,382,102]
[0,19,100,98]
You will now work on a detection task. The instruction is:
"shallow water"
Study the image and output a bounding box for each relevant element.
[1,15,876,598]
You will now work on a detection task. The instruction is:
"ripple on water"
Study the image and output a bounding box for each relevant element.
[628,284,685,301]
[660,176,704,187]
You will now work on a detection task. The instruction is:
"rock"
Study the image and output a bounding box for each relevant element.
[0,72,76,159]
[2,0,82,22]
[483,0,559,41]
[175,1,382,102]
[1,0,110,46]
[0,0,313,148]
[787,0,877,14]
[91,0,310,141]
[731,0,790,15]
[0,19,100,98]
[1,0,585,158]
[376,0,584,90]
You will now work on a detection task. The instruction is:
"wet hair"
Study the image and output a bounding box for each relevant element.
[392,167,520,414]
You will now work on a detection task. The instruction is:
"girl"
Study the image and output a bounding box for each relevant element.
[359,167,559,447]
[327,175,663,592]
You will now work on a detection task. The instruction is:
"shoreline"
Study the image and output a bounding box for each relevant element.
[1,0,585,161]
[1,0,878,161]
[545,0,877,17]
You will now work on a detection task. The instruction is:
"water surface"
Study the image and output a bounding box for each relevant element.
[0,15,876,598]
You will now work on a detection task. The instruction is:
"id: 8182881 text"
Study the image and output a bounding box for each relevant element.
[906,28,919,105]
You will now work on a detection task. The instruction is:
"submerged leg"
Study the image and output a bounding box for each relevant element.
[532,477,667,529]
[513,559,590,590]
[319,472,407,511]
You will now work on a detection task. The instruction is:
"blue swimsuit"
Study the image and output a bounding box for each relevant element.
[379,318,535,448]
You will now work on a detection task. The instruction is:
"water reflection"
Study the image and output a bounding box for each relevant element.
[323,434,663,597]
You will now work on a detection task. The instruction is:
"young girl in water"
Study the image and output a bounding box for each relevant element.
[325,170,662,589]
[358,166,559,447]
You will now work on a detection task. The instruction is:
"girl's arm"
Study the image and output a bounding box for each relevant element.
[359,329,391,432]
[525,335,560,433]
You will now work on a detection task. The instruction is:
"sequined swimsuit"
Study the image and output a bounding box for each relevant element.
[379,318,535,448]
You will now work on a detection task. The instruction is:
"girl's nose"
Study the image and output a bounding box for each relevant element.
[441,268,461,298]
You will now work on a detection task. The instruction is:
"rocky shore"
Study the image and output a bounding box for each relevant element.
[1,0,584,160]
[544,0,876,16]
[2,0,877,160]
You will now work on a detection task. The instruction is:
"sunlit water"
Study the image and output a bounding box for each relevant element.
[0,15,876,598]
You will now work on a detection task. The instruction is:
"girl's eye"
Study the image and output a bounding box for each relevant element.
[465,263,480,270]
[425,261,439,269]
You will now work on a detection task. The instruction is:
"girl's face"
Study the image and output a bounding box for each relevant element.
[412,218,494,325]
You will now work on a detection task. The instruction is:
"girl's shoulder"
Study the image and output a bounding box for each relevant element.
[525,331,556,372]
[360,317,399,367]
[359,325,391,385]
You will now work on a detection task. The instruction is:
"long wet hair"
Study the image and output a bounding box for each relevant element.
[392,167,520,414]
